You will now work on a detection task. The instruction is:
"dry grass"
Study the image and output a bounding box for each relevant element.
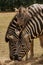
[0,12,16,59]
[0,12,43,60]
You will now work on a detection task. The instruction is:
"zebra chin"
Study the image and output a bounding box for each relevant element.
[14,55,22,61]
[10,54,22,61]
[10,55,18,60]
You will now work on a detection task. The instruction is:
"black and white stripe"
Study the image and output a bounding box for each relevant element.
[21,4,43,41]
[5,15,30,61]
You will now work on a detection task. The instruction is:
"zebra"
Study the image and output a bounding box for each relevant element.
[5,15,22,60]
[5,13,30,61]
[14,4,43,59]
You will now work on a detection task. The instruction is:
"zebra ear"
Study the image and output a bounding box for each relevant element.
[14,8,19,12]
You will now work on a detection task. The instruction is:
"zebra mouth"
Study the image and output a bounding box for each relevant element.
[14,54,19,60]
[14,54,22,61]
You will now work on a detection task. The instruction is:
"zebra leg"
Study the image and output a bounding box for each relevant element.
[25,38,29,60]
[40,35,43,48]
[24,35,34,59]
[26,49,28,60]
[30,40,34,58]
[22,34,30,60]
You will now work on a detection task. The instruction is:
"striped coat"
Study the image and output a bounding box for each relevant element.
[16,4,43,41]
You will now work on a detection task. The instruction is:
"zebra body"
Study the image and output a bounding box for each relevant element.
[24,4,43,40]
[16,4,43,41]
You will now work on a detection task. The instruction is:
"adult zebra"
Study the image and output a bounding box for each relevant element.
[14,4,43,59]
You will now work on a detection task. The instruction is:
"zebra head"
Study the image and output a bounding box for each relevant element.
[14,6,29,29]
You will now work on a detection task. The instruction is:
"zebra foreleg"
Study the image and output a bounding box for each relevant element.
[24,35,34,59]
[30,40,34,58]
[26,50,28,60]
[40,35,43,48]
[25,39,34,60]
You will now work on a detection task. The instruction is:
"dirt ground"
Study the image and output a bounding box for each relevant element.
[0,12,43,65]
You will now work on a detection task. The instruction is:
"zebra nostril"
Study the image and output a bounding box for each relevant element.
[14,54,18,60]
